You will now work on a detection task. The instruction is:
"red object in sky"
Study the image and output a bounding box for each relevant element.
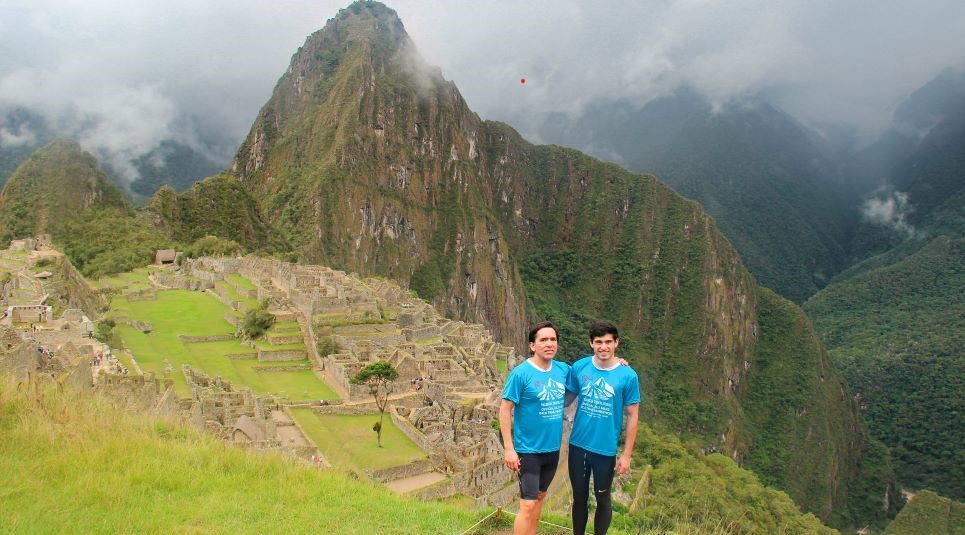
[521,78,526,84]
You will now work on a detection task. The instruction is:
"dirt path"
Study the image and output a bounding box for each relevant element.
[384,471,447,494]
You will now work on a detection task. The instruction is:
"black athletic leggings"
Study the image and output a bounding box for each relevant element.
[568,444,616,535]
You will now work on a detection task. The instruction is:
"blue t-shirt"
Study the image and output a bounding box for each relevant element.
[501,358,571,454]
[567,356,642,456]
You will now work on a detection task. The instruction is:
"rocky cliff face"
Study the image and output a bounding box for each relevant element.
[226,2,895,526]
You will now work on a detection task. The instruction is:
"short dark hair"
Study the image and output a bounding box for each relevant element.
[529,321,559,343]
[588,320,619,341]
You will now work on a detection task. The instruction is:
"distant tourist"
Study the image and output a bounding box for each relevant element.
[566,321,641,535]
[499,321,568,535]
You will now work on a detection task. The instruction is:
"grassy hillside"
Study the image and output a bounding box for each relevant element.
[0,378,480,535]
[882,491,965,535]
[805,236,965,500]
[0,373,845,535]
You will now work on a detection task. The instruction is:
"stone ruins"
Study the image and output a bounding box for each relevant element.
[166,255,519,503]
[1,241,522,505]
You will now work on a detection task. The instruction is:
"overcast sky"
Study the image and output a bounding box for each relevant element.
[2,0,964,175]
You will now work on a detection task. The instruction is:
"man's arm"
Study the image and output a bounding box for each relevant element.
[499,399,520,471]
[615,403,639,475]
[564,390,578,407]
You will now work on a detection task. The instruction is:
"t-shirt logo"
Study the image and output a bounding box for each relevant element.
[538,378,566,401]
[581,377,615,400]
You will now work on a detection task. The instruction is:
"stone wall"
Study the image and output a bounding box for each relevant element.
[96,372,175,415]
[369,459,435,483]
[9,305,52,324]
[411,457,512,501]
[257,348,307,362]
[267,333,303,345]
[155,273,211,291]
[114,316,153,333]
[179,334,235,343]
[224,312,242,328]
[253,365,311,372]
[53,255,107,317]
[390,405,432,451]
[403,324,440,341]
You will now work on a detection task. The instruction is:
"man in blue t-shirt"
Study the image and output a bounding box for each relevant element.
[566,321,641,535]
[500,321,570,535]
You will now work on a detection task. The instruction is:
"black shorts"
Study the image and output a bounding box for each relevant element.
[517,450,560,500]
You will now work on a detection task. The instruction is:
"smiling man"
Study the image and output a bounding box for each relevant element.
[566,320,641,535]
[499,321,569,535]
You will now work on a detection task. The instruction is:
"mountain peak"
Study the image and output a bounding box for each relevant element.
[0,139,130,241]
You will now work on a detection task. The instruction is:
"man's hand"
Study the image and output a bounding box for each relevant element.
[504,447,521,472]
[616,453,632,475]
[618,358,630,366]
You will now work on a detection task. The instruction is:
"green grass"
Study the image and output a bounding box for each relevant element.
[0,378,483,535]
[883,490,965,535]
[110,290,334,398]
[254,339,306,351]
[98,267,154,291]
[214,280,259,309]
[226,273,257,291]
[290,409,427,471]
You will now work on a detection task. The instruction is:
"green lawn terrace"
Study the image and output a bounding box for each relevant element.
[108,288,330,400]
[135,255,527,499]
[0,248,28,271]
[290,409,427,472]
[90,267,155,293]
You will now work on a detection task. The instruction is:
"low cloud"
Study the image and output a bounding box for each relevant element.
[0,123,36,147]
[2,0,964,180]
[862,189,915,236]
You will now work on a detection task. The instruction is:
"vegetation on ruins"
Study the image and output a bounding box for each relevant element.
[187,235,241,258]
[240,300,275,340]
[94,318,115,344]
[315,335,339,357]
[350,361,399,447]
[57,208,172,278]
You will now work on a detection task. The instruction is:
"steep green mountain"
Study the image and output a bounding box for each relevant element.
[144,175,291,256]
[0,139,131,241]
[534,90,857,303]
[807,237,964,500]
[882,491,965,535]
[805,76,965,500]
[228,2,896,528]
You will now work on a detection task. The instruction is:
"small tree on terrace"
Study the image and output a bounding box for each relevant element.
[350,361,398,447]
